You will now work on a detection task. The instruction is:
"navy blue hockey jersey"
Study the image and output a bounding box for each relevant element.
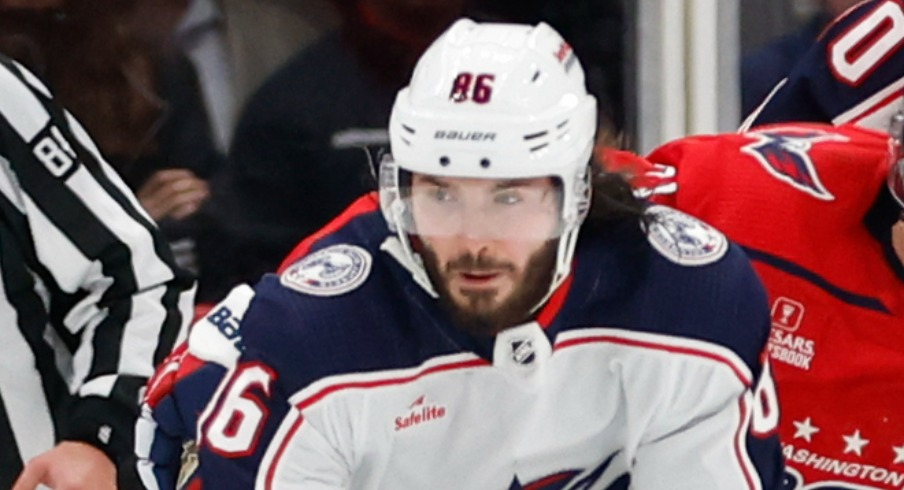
[182,195,784,489]
[742,0,904,133]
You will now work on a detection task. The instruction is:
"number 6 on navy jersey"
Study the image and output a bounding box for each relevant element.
[203,362,276,457]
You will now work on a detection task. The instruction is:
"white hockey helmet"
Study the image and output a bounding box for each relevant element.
[380,18,598,296]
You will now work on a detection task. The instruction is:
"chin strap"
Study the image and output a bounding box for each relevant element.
[381,236,438,298]
[529,225,581,314]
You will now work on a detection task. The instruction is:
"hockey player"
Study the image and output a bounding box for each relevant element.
[180,19,784,489]
[609,121,904,489]
[741,0,904,133]
[135,284,255,489]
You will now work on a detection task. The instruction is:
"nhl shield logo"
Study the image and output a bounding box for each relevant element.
[280,244,372,297]
[645,205,728,266]
[511,339,536,365]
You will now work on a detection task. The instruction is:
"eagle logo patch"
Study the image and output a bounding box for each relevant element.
[645,205,728,266]
[280,244,372,297]
[740,129,846,201]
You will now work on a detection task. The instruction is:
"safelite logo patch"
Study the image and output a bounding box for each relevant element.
[395,395,447,432]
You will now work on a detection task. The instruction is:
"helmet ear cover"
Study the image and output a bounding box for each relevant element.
[380,18,597,303]
[890,112,904,211]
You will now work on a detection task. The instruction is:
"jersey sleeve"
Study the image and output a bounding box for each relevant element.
[135,285,254,489]
[631,359,783,489]
[253,405,351,489]
[741,0,904,133]
[631,223,784,489]
[194,280,305,489]
[0,57,196,461]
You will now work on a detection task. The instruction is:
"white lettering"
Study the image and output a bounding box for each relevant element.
[805,451,826,468]
[830,1,904,85]
[33,135,74,177]
[768,343,813,369]
[783,445,904,486]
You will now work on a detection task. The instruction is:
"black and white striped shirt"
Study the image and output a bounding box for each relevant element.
[0,55,195,486]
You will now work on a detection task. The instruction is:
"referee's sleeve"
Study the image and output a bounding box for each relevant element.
[0,58,195,461]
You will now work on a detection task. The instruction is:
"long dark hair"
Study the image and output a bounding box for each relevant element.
[580,155,648,235]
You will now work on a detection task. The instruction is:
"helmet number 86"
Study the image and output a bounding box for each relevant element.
[450,72,495,104]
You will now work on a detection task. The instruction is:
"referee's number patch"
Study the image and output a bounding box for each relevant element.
[33,125,78,178]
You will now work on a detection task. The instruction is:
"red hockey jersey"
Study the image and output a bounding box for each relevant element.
[613,122,904,489]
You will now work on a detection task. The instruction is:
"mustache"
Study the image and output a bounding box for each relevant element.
[445,253,515,273]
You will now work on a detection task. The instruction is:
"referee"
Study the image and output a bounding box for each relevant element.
[0,55,195,489]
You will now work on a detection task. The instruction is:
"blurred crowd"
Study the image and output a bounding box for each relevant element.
[0,0,626,306]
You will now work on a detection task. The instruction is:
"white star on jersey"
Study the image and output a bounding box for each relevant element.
[842,430,869,456]
[792,417,819,443]
[893,444,904,464]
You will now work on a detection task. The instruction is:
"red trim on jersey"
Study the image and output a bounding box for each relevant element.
[201,361,278,459]
[844,17,892,65]
[265,413,306,490]
[524,472,573,489]
[277,192,380,273]
[827,0,904,87]
[536,264,575,329]
[846,89,901,124]
[734,398,759,490]
[555,334,753,387]
[296,358,489,411]
[817,0,877,41]
[560,331,760,489]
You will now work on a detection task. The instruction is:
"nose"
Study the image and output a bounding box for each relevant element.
[456,206,497,241]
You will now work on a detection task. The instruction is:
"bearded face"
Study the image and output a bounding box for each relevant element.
[419,239,557,337]
[409,174,561,337]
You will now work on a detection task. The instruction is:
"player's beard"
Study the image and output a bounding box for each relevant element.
[419,240,558,337]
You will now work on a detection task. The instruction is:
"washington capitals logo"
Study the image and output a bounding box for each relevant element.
[740,130,847,201]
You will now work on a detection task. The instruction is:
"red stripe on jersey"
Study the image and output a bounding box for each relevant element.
[296,358,489,411]
[524,472,573,489]
[555,334,753,387]
[734,398,759,490]
[277,192,380,273]
[846,89,901,124]
[265,413,306,490]
[536,265,575,329]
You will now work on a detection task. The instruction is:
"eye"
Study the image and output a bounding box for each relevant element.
[494,189,523,205]
[430,186,455,203]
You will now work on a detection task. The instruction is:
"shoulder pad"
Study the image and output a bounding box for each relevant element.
[280,243,372,296]
[644,205,729,266]
[187,284,255,367]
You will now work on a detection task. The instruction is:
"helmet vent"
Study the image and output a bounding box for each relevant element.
[523,130,548,140]
[556,119,571,142]
[400,137,412,146]
[480,158,491,168]
[402,124,416,134]
[530,143,550,153]
[439,156,450,166]
[531,70,541,83]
